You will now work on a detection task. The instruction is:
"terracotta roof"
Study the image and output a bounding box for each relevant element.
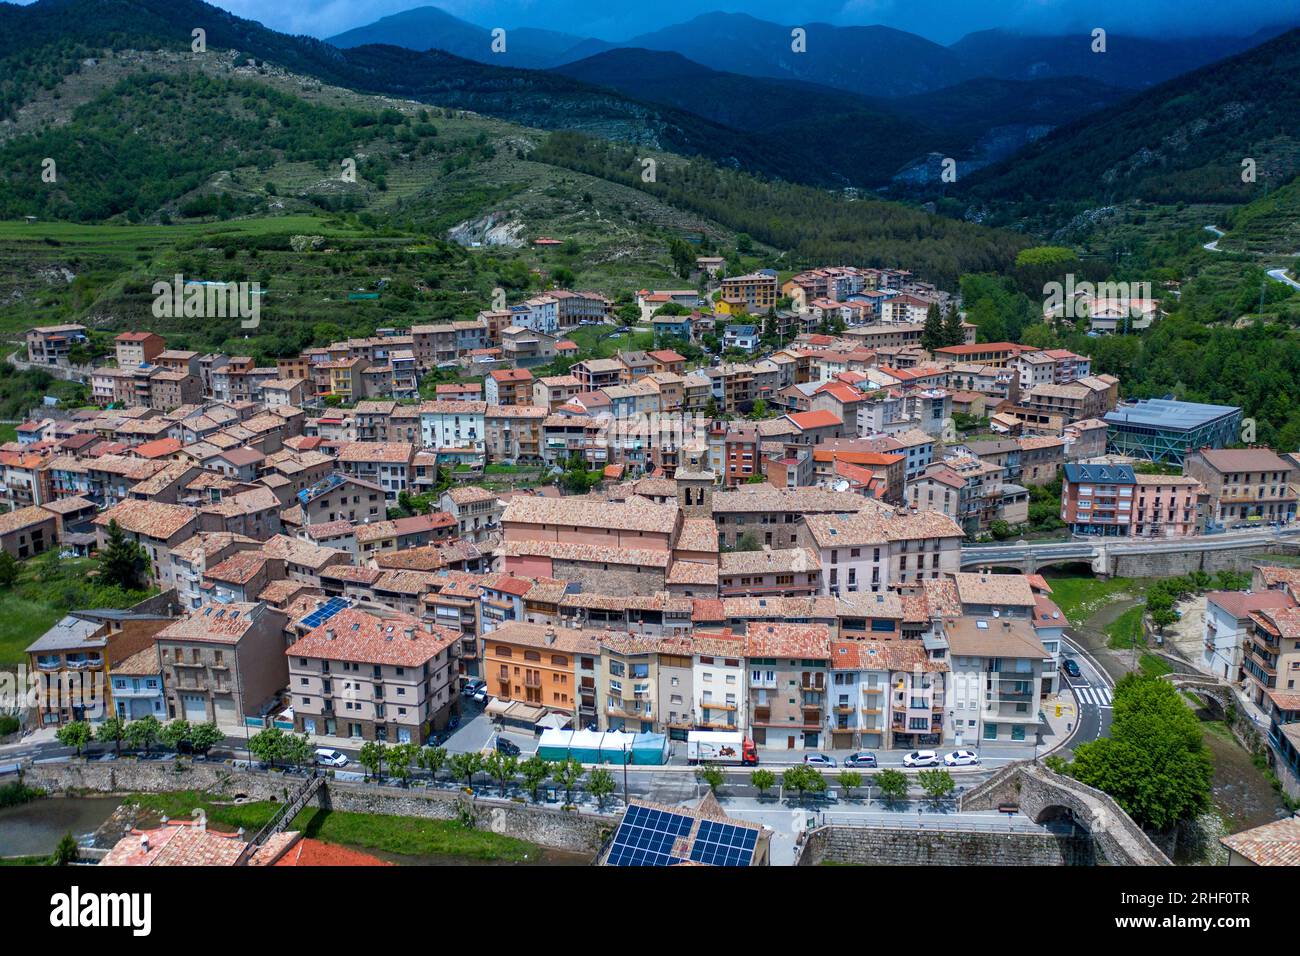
[1220,817,1300,866]
[744,622,831,659]
[157,603,272,645]
[110,645,161,676]
[502,496,678,534]
[1206,589,1295,620]
[287,608,458,666]
[951,572,1037,608]
[94,499,197,540]
[1192,448,1295,474]
[101,821,248,866]
[944,617,1048,659]
[0,504,55,535]
[830,639,944,672]
[272,838,392,867]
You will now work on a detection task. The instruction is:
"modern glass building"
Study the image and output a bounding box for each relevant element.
[1104,399,1242,465]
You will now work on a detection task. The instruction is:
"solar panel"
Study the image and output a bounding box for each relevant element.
[606,806,695,867]
[688,819,757,867]
[299,597,351,629]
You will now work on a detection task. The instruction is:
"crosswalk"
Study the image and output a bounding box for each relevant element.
[1071,684,1113,708]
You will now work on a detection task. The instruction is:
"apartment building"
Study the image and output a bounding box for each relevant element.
[1244,605,1300,709]
[720,272,779,312]
[438,485,502,542]
[26,324,87,366]
[1184,447,1298,529]
[94,499,200,584]
[799,506,964,595]
[287,608,459,744]
[829,639,949,750]
[945,616,1048,750]
[1061,463,1205,538]
[156,602,289,726]
[115,331,166,367]
[483,621,598,722]
[745,623,832,751]
[1202,589,1296,683]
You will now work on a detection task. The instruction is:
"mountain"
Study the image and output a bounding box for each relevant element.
[616,12,967,98]
[960,27,1300,208]
[326,6,591,69]
[946,28,1288,89]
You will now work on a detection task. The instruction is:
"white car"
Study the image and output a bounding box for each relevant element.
[314,748,349,768]
[944,749,980,767]
[902,750,940,768]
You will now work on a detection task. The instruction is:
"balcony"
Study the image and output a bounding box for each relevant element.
[524,674,542,688]
[752,706,772,723]
[802,707,823,725]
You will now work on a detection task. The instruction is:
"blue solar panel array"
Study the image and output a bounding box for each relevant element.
[299,597,351,629]
[689,819,757,867]
[605,805,756,867]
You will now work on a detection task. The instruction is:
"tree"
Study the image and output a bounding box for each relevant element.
[921,301,944,354]
[483,750,518,796]
[386,743,417,785]
[189,722,223,756]
[98,519,149,591]
[781,765,825,804]
[750,768,776,799]
[450,750,483,788]
[520,755,551,802]
[695,764,725,794]
[249,727,286,769]
[587,766,616,808]
[0,551,19,588]
[158,719,191,754]
[551,756,584,805]
[875,769,909,806]
[279,733,313,771]
[418,745,448,782]
[124,715,160,755]
[56,720,92,757]
[839,770,863,799]
[940,303,965,348]
[1059,675,1212,831]
[95,716,127,756]
[917,769,955,806]
[747,398,768,420]
[358,741,388,781]
[50,832,79,866]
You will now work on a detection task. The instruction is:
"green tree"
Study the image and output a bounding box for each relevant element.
[450,750,483,787]
[0,551,19,588]
[50,832,79,866]
[386,742,417,784]
[358,741,388,781]
[418,745,448,781]
[750,768,776,798]
[551,756,584,805]
[158,719,192,754]
[875,769,908,806]
[1059,675,1212,831]
[921,301,944,354]
[124,715,160,755]
[587,766,616,808]
[279,733,313,771]
[95,716,127,756]
[695,764,725,794]
[189,722,223,756]
[781,765,825,804]
[917,769,955,806]
[98,519,149,590]
[56,720,92,757]
[483,750,518,796]
[520,755,552,802]
[940,303,965,347]
[249,726,286,769]
[839,770,863,799]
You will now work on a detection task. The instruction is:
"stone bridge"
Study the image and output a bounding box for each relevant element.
[960,761,1171,866]
[960,528,1300,578]
[1162,673,1235,714]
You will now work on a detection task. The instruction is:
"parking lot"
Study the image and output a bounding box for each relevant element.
[441,694,541,758]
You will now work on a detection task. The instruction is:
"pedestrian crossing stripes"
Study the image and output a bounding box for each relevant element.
[1072,685,1113,708]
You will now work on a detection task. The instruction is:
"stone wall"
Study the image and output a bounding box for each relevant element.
[20,760,610,854]
[1111,547,1273,579]
[798,823,1094,866]
[549,559,666,596]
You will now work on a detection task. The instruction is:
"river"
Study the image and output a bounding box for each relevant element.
[0,796,121,857]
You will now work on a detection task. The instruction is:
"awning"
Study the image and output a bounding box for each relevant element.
[486,698,513,717]
[535,712,571,731]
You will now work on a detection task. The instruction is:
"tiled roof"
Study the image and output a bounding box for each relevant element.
[500,538,671,569]
[720,548,820,576]
[0,504,55,535]
[502,496,678,534]
[101,821,248,866]
[157,603,269,644]
[744,622,831,659]
[1220,817,1300,866]
[944,617,1048,659]
[951,572,1037,608]
[830,639,944,672]
[287,608,457,667]
[94,499,197,540]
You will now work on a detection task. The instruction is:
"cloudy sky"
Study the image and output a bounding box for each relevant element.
[19,0,1299,43]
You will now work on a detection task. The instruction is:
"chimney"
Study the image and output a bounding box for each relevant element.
[140,834,150,852]
[405,627,416,641]
[424,621,434,634]
[325,628,335,641]
[545,626,556,645]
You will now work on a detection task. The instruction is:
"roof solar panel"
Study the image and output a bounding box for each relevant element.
[299,597,351,629]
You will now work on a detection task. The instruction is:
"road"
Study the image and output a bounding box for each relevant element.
[1055,636,1114,761]
[1203,224,1225,252]
[1204,224,1300,289]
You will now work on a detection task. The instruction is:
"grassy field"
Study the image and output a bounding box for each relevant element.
[0,423,16,443]
[127,790,545,863]
[0,554,155,669]
[1040,573,1145,627]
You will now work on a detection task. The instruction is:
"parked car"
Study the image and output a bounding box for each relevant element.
[844,751,878,768]
[1061,658,1082,679]
[495,737,521,756]
[314,748,349,768]
[462,679,486,697]
[902,750,940,768]
[803,752,836,767]
[471,687,488,705]
[944,749,980,767]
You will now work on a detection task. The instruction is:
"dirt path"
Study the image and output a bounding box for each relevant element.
[1069,594,1145,685]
